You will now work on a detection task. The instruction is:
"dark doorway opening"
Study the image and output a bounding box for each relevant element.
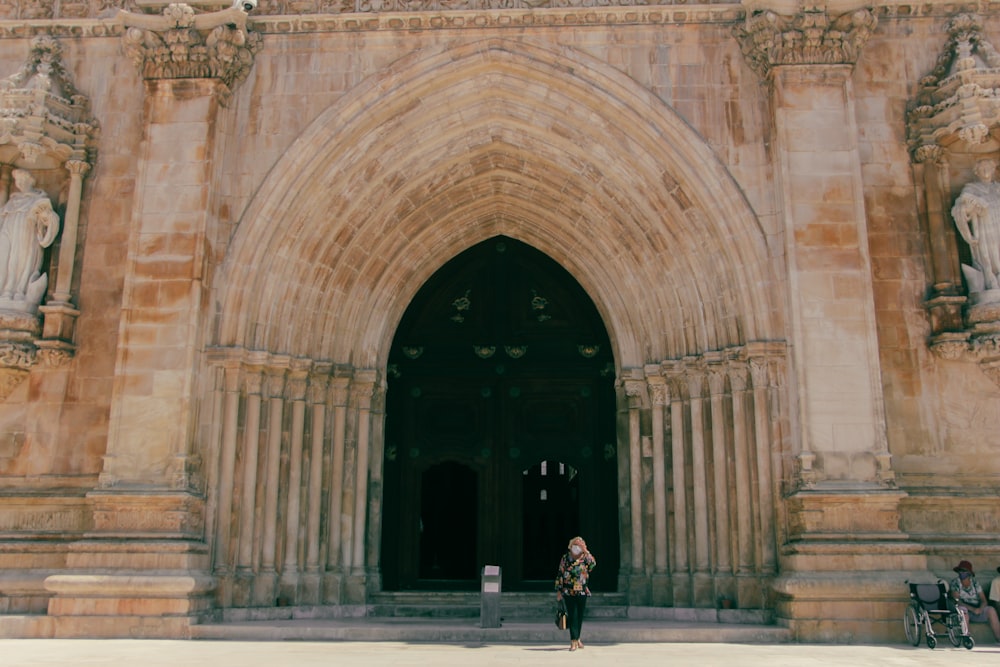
[381,236,618,591]
[419,462,478,581]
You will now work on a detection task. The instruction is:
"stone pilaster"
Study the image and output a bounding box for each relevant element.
[49,3,262,638]
[736,2,922,641]
[736,2,893,491]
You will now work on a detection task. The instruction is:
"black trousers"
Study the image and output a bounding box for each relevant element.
[564,594,588,640]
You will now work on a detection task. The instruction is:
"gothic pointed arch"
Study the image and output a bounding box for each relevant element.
[213,38,779,367]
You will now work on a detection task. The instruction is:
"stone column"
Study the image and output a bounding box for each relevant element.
[915,146,966,337]
[345,370,377,603]
[324,374,350,603]
[213,358,243,608]
[685,365,712,606]
[279,362,310,603]
[257,362,288,606]
[665,366,690,606]
[234,365,264,607]
[623,374,648,603]
[38,159,89,349]
[706,360,733,602]
[735,4,924,640]
[301,365,331,604]
[646,369,671,605]
[727,361,756,604]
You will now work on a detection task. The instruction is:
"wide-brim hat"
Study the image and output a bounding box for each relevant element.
[953,560,974,574]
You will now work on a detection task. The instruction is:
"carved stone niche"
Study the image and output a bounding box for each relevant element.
[907,14,1000,387]
[0,36,98,399]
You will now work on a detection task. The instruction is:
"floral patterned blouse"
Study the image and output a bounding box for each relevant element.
[555,551,597,597]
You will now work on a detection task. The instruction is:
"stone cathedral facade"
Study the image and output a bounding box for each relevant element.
[0,0,995,643]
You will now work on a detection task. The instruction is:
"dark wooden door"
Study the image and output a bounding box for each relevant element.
[381,236,618,591]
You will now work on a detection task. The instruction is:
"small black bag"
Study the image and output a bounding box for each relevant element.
[555,599,567,630]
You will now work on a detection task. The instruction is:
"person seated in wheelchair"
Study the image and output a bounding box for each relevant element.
[949,560,1000,643]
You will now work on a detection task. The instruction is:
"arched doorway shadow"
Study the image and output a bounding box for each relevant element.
[381,236,619,592]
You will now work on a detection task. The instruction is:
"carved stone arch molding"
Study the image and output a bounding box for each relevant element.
[0,35,99,400]
[909,13,1000,386]
[214,37,782,367]
[207,37,787,608]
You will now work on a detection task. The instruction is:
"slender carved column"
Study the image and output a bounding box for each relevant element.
[749,354,778,574]
[727,361,758,606]
[685,365,714,606]
[647,369,671,605]
[235,364,264,605]
[202,365,226,577]
[365,378,386,590]
[647,372,669,571]
[623,375,645,577]
[302,366,330,603]
[280,363,309,601]
[214,360,242,607]
[324,375,350,601]
[666,366,689,605]
[344,370,376,603]
[257,362,287,605]
[38,159,90,348]
[51,160,89,304]
[706,361,732,587]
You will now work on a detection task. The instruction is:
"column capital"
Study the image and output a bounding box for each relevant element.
[119,3,262,104]
[734,4,877,80]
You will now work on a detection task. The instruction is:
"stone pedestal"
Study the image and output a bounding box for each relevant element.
[43,539,214,638]
[776,489,927,642]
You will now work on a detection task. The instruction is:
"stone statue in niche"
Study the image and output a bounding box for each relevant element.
[0,169,60,313]
[952,158,1000,303]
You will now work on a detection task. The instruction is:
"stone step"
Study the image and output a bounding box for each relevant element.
[190,614,792,644]
[368,591,629,619]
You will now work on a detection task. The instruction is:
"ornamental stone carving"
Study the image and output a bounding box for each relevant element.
[907,14,1000,157]
[0,36,98,397]
[733,5,877,78]
[118,2,262,103]
[909,14,1000,389]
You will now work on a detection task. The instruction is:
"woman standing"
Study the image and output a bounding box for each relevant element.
[555,536,596,651]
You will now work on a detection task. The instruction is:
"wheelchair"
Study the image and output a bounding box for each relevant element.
[904,580,975,649]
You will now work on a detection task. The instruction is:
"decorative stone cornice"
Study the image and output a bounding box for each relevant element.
[733,5,877,79]
[907,13,1000,159]
[118,2,262,103]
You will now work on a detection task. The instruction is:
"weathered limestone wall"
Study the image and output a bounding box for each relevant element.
[0,0,994,643]
[857,13,1000,578]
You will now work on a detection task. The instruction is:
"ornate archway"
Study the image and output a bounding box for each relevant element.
[205,38,782,608]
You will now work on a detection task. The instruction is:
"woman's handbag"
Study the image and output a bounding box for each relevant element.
[555,598,568,630]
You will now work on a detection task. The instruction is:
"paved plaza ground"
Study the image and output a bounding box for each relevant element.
[2,639,1000,667]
